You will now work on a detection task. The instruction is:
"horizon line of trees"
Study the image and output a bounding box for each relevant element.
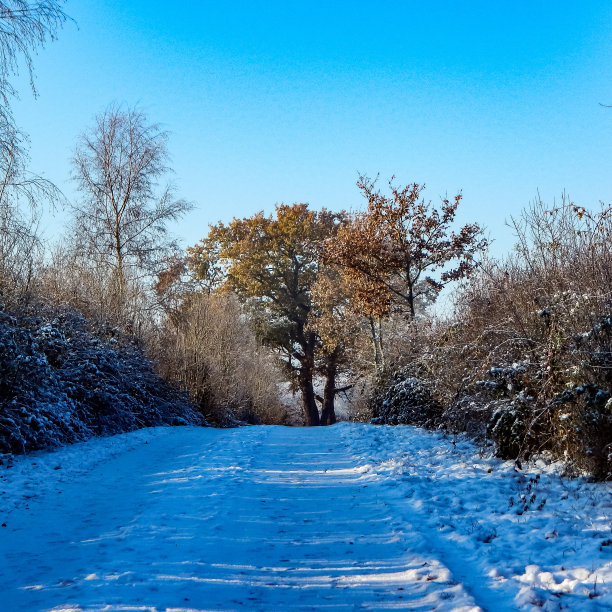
[2,1,611,479]
[178,180,488,425]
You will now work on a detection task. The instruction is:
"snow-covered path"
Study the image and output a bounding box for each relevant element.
[1,424,612,611]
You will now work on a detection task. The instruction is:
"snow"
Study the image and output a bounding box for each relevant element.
[1,424,612,611]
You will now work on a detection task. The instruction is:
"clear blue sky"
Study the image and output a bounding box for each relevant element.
[12,0,612,254]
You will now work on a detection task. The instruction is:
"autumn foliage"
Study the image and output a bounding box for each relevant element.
[327,175,488,320]
[181,176,493,427]
[189,204,342,426]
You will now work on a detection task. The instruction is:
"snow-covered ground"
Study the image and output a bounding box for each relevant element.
[1,424,611,611]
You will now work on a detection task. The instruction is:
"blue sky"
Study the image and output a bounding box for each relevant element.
[12,1,612,254]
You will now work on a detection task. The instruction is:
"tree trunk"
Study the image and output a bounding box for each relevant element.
[407,281,416,320]
[369,314,384,372]
[320,351,338,426]
[298,341,320,426]
[113,233,127,318]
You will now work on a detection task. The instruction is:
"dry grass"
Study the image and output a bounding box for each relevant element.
[152,292,288,425]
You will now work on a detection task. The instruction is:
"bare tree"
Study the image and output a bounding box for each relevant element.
[0,0,68,212]
[0,120,64,305]
[0,1,68,98]
[0,1,69,307]
[0,120,63,206]
[70,105,193,317]
[0,1,69,159]
[0,180,42,304]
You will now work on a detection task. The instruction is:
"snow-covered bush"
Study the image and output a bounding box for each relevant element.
[550,384,612,478]
[487,395,533,460]
[419,198,612,478]
[370,368,442,427]
[0,303,204,454]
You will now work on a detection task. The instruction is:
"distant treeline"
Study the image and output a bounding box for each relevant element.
[0,1,610,477]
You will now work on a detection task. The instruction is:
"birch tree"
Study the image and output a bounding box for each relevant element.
[71,105,192,317]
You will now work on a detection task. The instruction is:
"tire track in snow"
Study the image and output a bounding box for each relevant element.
[1,425,506,611]
[215,426,480,611]
[338,425,521,612]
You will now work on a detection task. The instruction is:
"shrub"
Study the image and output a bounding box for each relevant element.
[0,303,203,454]
[425,197,612,477]
[152,293,288,426]
[366,197,611,478]
[370,367,442,427]
[550,384,612,478]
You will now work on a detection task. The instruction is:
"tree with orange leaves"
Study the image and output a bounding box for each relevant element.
[307,265,364,424]
[328,175,488,321]
[189,203,342,426]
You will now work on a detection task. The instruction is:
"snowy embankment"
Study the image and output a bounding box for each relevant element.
[0,306,203,454]
[0,424,611,611]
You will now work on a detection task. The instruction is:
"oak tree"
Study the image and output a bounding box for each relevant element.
[190,203,341,426]
[308,265,362,424]
[328,175,488,321]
